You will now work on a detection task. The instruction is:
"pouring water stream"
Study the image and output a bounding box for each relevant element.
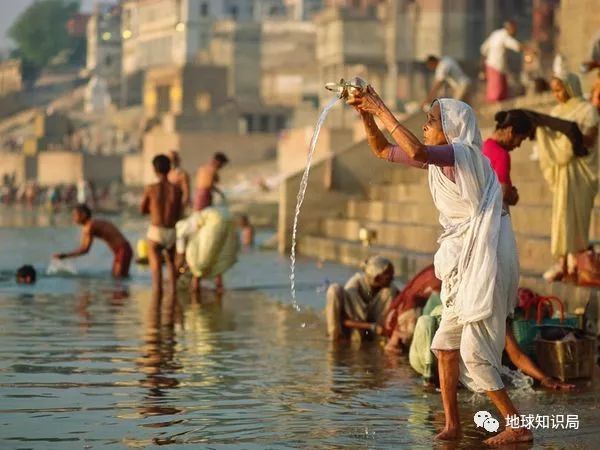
[289,96,340,307]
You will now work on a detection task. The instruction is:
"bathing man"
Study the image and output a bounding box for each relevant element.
[53,204,133,278]
[141,154,183,308]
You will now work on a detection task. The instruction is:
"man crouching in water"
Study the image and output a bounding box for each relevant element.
[141,155,183,316]
[54,204,133,278]
[326,256,398,342]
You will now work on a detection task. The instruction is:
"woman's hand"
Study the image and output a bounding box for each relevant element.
[540,376,576,390]
[347,86,388,117]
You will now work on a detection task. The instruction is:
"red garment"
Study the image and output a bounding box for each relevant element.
[113,242,133,278]
[383,264,441,336]
[482,138,512,187]
[485,65,509,102]
[193,188,212,211]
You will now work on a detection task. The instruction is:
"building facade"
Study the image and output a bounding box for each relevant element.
[86,3,122,84]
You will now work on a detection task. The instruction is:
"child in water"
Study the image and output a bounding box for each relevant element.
[16,265,36,284]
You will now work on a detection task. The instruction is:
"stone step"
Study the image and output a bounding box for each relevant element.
[511,206,600,239]
[368,183,434,203]
[381,167,428,185]
[300,236,600,330]
[321,217,441,253]
[515,234,552,274]
[511,160,547,182]
[298,234,433,279]
[367,179,553,208]
[346,199,439,226]
[302,232,550,277]
[320,216,549,274]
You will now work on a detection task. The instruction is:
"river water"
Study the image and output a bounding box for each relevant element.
[1,208,599,449]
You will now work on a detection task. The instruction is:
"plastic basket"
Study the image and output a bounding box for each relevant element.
[512,296,578,358]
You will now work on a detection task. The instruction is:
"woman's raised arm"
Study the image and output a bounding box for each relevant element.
[350,86,428,163]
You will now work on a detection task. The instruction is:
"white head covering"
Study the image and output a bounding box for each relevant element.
[553,71,583,99]
[433,98,489,211]
[436,98,482,151]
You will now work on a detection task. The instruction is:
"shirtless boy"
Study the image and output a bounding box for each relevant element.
[141,154,183,308]
[54,204,133,278]
[193,152,229,211]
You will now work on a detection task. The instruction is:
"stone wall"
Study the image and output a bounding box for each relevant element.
[277,111,424,253]
[261,20,318,106]
[557,0,600,91]
[0,152,26,184]
[210,21,262,101]
[37,151,122,186]
[276,126,354,175]
[123,153,145,186]
[141,128,278,185]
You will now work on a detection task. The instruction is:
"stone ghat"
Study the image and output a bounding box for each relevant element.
[279,93,600,326]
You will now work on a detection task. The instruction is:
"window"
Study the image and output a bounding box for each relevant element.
[244,114,254,133]
[275,115,287,131]
[259,115,270,132]
[156,85,171,114]
[230,5,238,19]
[200,2,208,17]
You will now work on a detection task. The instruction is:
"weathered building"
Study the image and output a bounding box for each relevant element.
[86,3,122,84]
[261,20,319,106]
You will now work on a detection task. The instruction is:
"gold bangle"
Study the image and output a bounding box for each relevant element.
[389,123,400,135]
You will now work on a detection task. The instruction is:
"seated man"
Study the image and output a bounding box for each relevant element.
[53,204,133,278]
[16,265,37,284]
[326,256,398,342]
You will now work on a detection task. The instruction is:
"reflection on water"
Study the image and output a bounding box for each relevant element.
[1,221,599,448]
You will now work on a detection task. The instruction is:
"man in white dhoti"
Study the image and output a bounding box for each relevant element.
[349,86,532,446]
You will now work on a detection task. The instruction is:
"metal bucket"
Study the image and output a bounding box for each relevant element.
[535,335,596,381]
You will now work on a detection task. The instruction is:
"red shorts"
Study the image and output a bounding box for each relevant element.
[113,242,133,278]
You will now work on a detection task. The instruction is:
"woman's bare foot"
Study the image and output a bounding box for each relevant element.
[435,426,461,441]
[483,427,533,446]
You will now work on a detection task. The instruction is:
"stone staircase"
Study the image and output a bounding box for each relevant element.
[283,93,600,328]
[298,124,600,282]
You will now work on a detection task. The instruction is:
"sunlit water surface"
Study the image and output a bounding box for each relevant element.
[1,208,599,449]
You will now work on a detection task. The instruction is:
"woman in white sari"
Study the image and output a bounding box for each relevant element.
[349,87,532,445]
[537,72,599,281]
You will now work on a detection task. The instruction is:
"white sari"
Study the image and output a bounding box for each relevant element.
[429,99,519,392]
[429,99,519,324]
